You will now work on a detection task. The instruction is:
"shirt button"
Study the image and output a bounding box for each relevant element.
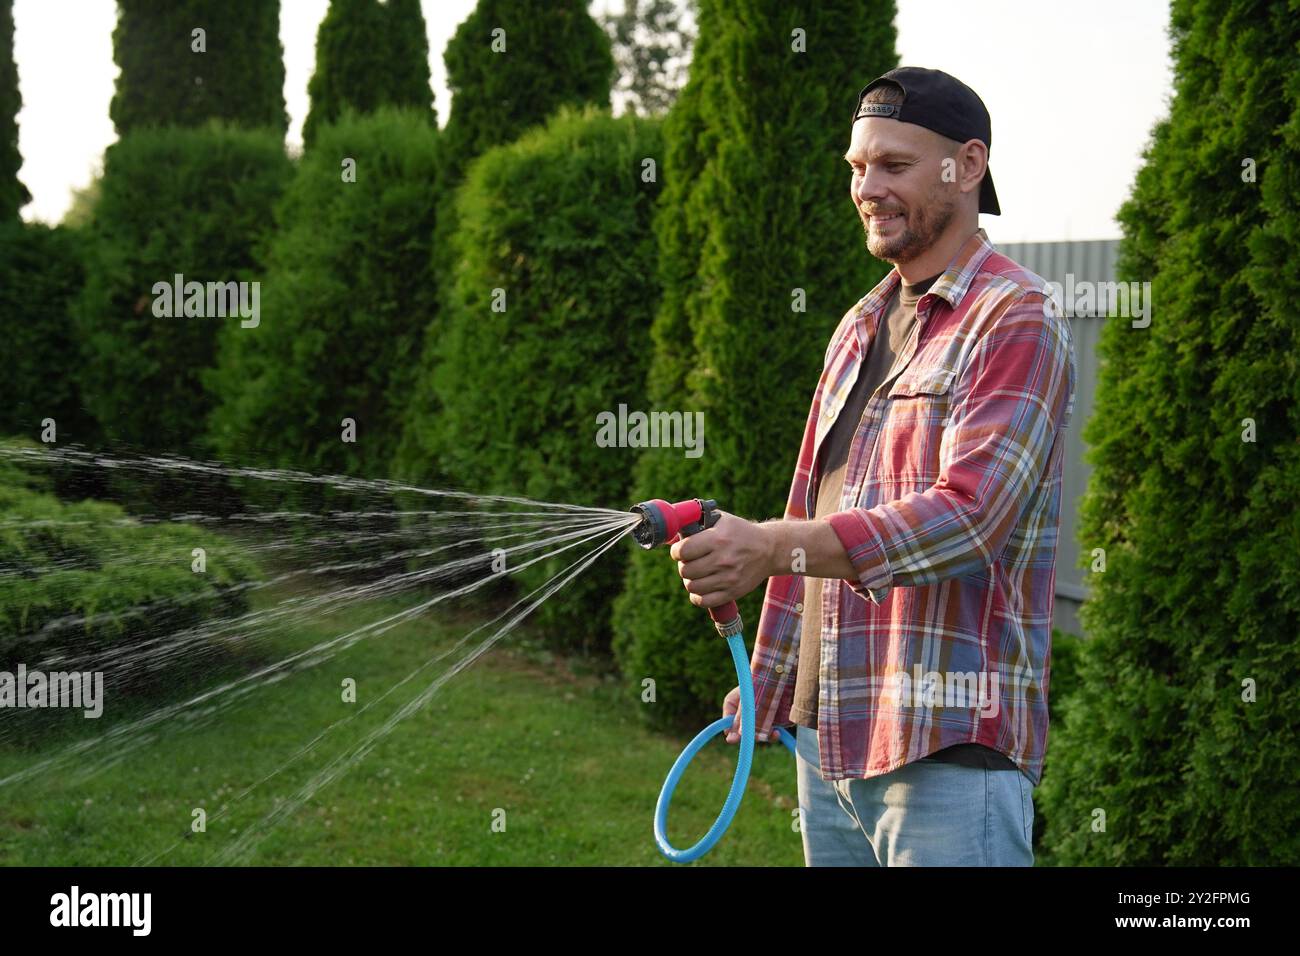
[794,603,803,613]
[775,664,786,674]
[825,406,836,420]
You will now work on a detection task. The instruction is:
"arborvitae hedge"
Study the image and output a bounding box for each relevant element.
[207,108,439,503]
[397,0,614,492]
[384,0,436,118]
[302,0,435,148]
[406,105,661,653]
[1039,0,1300,865]
[0,439,260,687]
[109,0,287,136]
[76,123,291,456]
[437,0,614,187]
[611,0,897,728]
[0,0,29,221]
[0,223,90,442]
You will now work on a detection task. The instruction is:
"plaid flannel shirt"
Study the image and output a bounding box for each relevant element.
[751,227,1076,786]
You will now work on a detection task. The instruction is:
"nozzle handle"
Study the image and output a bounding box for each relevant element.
[682,503,741,636]
[709,601,738,624]
[631,496,744,635]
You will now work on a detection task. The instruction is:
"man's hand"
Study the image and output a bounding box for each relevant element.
[721,685,778,744]
[669,512,775,609]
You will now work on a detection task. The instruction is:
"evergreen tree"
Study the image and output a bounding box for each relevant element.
[437,0,613,186]
[208,108,440,493]
[1040,0,1300,865]
[395,0,614,487]
[413,105,662,653]
[0,0,29,220]
[0,223,87,438]
[110,0,287,135]
[302,0,435,147]
[385,0,435,115]
[76,124,291,455]
[611,0,897,727]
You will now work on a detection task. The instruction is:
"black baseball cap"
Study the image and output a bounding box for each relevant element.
[851,67,1001,216]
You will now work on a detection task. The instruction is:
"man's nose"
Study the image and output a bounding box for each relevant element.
[854,167,887,208]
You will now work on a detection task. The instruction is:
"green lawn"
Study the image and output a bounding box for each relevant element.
[0,583,803,866]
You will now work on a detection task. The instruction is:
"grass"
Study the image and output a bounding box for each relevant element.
[0,579,803,866]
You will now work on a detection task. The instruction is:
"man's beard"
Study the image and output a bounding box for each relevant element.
[862,193,956,263]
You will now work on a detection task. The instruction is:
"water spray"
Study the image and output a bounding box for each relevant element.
[2,441,800,863]
[629,497,796,863]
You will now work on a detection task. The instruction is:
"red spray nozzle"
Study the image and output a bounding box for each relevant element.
[629,498,718,549]
[629,497,740,633]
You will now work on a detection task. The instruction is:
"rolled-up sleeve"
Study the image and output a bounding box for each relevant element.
[826,291,1076,603]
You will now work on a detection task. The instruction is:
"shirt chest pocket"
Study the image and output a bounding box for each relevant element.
[876,364,958,486]
[888,364,958,399]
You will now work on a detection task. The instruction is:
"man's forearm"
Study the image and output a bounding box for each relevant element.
[761,517,857,580]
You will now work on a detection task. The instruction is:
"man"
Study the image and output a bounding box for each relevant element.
[669,67,1077,866]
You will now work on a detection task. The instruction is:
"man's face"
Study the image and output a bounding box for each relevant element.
[845,116,959,264]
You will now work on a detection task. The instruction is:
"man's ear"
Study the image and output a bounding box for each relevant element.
[958,139,989,197]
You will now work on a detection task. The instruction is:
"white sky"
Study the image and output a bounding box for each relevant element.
[13,0,1173,241]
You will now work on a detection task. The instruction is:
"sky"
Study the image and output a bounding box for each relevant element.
[12,0,1174,242]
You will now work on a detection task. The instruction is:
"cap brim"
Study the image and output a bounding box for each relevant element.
[980,166,1001,215]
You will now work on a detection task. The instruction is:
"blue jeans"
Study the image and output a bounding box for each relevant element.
[795,724,1035,866]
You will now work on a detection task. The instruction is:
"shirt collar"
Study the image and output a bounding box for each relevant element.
[923,227,996,310]
[856,227,997,323]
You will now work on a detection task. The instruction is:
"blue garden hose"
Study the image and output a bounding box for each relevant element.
[653,629,797,863]
[627,496,797,863]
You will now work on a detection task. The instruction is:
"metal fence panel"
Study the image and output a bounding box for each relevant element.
[996,238,1119,637]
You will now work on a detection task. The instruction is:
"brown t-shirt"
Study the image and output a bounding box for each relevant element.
[789,272,1018,773]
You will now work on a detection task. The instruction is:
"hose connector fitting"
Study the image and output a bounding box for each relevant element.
[712,614,744,638]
